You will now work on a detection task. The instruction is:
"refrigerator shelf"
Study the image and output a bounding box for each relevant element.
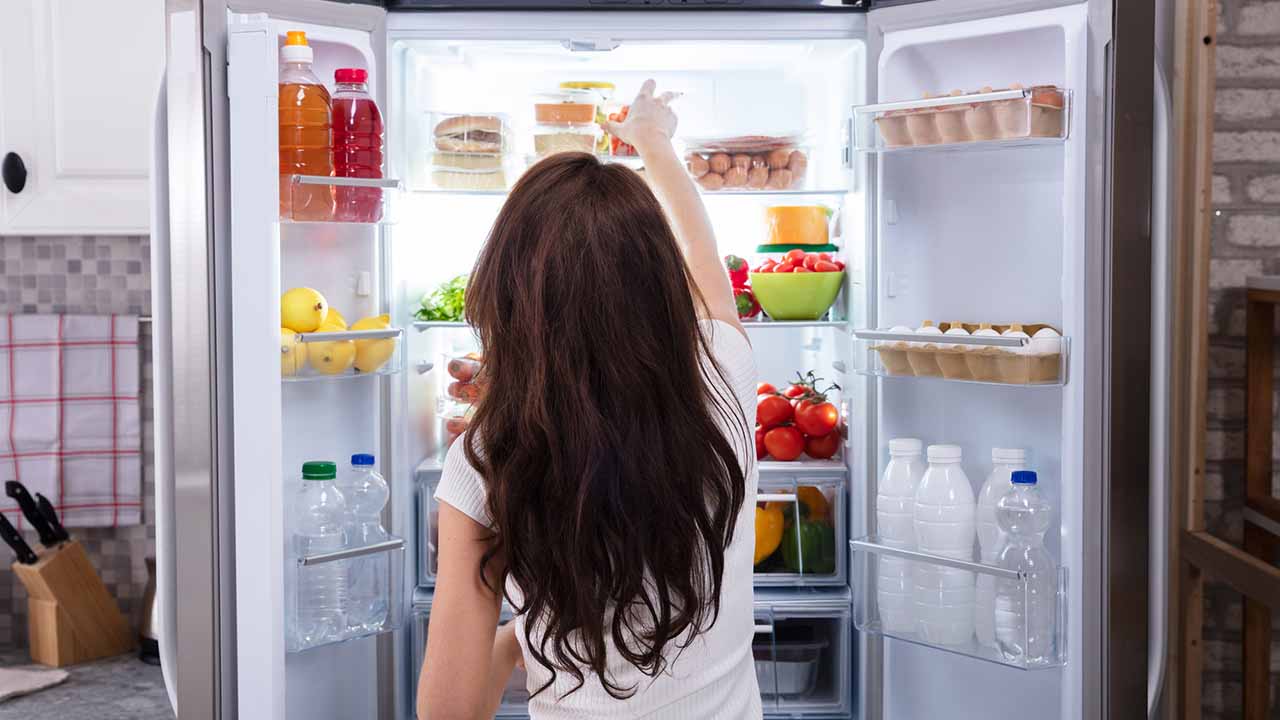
[287,540,405,654]
[744,320,849,331]
[413,320,469,331]
[281,327,405,383]
[281,175,403,225]
[853,329,1068,387]
[760,459,847,477]
[408,187,852,199]
[850,537,1067,670]
[852,86,1070,153]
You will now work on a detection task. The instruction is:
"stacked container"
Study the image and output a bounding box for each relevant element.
[531,89,601,159]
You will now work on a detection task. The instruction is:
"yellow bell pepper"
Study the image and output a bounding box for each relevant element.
[754,505,785,565]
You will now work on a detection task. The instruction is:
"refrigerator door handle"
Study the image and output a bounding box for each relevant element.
[150,73,179,713]
[1148,56,1173,719]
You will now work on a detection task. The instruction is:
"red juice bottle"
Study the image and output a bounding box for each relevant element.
[332,68,385,222]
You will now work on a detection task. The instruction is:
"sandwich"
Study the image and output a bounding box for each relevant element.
[433,115,506,154]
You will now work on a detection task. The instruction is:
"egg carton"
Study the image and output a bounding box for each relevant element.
[854,86,1069,152]
[855,322,1067,386]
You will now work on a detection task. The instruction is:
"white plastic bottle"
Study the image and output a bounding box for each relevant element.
[994,470,1057,665]
[876,438,925,633]
[294,461,349,647]
[338,453,390,634]
[975,447,1027,647]
[913,444,976,645]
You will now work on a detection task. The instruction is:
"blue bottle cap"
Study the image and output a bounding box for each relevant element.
[351,453,375,466]
[1011,470,1037,485]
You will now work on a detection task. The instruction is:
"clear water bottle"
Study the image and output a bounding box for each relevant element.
[994,470,1057,665]
[338,453,390,634]
[876,438,924,633]
[913,444,976,646]
[975,447,1027,647]
[294,461,348,647]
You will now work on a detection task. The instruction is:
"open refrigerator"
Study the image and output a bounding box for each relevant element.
[153,1,1165,719]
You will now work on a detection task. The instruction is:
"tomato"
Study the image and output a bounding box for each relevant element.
[447,357,481,382]
[803,254,819,271]
[763,426,804,461]
[833,260,846,271]
[793,266,811,273]
[756,394,794,428]
[783,383,809,400]
[755,426,768,460]
[795,398,840,438]
[804,431,841,460]
[757,260,777,273]
[774,261,796,273]
[784,248,806,263]
[818,252,832,261]
[757,382,777,395]
[813,260,840,273]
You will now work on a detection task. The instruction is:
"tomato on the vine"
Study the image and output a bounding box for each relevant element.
[794,398,840,438]
[804,431,841,460]
[757,382,777,396]
[755,426,768,460]
[763,426,804,461]
[756,395,794,429]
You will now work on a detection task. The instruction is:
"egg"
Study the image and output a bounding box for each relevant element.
[889,325,914,348]
[942,323,971,351]
[687,154,709,178]
[697,172,725,191]
[746,165,770,189]
[767,148,792,169]
[723,166,749,187]
[708,153,732,174]
[1001,324,1032,355]
[766,168,794,189]
[732,154,752,170]
[1030,327,1062,355]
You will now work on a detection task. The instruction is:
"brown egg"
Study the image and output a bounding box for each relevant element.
[766,168,794,190]
[787,150,808,177]
[732,154,752,170]
[687,153,709,178]
[697,172,726,191]
[767,148,792,169]
[708,153,732,174]
[746,165,769,189]
[723,166,749,187]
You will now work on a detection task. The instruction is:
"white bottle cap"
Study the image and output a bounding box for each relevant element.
[927,444,963,462]
[282,43,314,64]
[992,447,1027,463]
[888,438,922,456]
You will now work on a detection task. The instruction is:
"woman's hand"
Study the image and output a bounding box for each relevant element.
[603,79,680,153]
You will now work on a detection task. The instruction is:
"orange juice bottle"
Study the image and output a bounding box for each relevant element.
[279,31,334,221]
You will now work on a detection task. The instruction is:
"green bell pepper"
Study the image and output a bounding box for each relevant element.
[781,519,836,574]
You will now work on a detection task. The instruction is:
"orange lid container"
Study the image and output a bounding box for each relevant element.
[765,205,831,245]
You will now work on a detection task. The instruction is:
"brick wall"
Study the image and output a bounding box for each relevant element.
[1203,1,1280,716]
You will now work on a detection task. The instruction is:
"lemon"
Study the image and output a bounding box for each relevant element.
[351,314,396,373]
[323,307,348,330]
[280,328,307,377]
[308,337,356,375]
[281,287,328,332]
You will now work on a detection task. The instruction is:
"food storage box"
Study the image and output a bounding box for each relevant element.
[532,124,601,157]
[854,323,1068,386]
[533,89,600,125]
[753,602,852,714]
[682,135,808,191]
[281,327,404,382]
[754,476,846,586]
[288,538,405,653]
[854,85,1070,152]
[424,111,517,191]
[851,536,1068,669]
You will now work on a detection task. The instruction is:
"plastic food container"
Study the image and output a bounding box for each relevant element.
[682,135,808,192]
[755,639,827,696]
[860,85,1069,150]
[533,124,601,157]
[560,81,616,153]
[533,89,599,125]
[428,112,509,154]
[765,206,832,246]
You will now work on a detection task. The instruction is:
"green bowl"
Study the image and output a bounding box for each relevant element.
[749,271,845,321]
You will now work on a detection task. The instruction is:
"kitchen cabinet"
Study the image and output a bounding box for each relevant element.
[0,0,162,235]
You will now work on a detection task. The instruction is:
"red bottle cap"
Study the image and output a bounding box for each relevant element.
[335,68,368,83]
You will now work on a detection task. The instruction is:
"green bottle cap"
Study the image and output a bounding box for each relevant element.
[302,461,337,480]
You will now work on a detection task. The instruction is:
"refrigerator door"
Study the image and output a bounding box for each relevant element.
[858,1,1152,719]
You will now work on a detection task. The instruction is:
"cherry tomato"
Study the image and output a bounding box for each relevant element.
[814,260,840,273]
[764,426,805,461]
[793,266,811,273]
[803,254,820,271]
[804,431,842,460]
[784,248,806,263]
[757,382,778,395]
[834,260,846,271]
[774,261,796,273]
[794,398,840,438]
[756,394,794,428]
[818,252,832,261]
[755,426,768,460]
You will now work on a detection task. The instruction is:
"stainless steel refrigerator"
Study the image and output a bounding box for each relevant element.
[152,1,1166,718]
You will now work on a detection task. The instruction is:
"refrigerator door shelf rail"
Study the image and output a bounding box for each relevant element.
[759,459,847,477]
[282,327,406,383]
[853,330,1069,387]
[287,544,406,655]
[851,537,1068,670]
[853,87,1071,154]
[408,186,853,199]
[282,174,403,225]
[415,320,852,332]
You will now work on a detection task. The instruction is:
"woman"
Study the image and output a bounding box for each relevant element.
[417,80,760,719]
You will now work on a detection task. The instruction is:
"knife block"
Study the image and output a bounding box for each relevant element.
[10,539,134,667]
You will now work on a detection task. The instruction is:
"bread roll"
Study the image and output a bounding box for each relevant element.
[687,154,710,178]
[723,166,748,187]
[697,172,726,191]
[746,165,769,189]
[708,153,732,174]
[767,148,792,169]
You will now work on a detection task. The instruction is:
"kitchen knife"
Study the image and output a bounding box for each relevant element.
[5,481,59,548]
[33,493,70,544]
[0,513,38,565]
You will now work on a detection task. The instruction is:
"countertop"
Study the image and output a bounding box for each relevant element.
[0,650,173,720]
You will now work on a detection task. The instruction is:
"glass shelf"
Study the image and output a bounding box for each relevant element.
[409,187,852,199]
[853,328,1068,387]
[281,175,403,225]
[287,539,405,654]
[412,320,469,331]
[850,537,1067,670]
[281,327,404,383]
[745,320,849,331]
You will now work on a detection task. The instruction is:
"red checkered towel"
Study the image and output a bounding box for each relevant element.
[0,315,141,528]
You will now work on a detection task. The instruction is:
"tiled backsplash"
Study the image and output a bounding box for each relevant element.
[0,235,152,650]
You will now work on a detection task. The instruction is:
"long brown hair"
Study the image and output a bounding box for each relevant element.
[464,152,749,699]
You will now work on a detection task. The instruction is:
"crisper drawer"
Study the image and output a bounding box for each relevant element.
[755,600,854,718]
[411,605,529,719]
[755,471,847,586]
